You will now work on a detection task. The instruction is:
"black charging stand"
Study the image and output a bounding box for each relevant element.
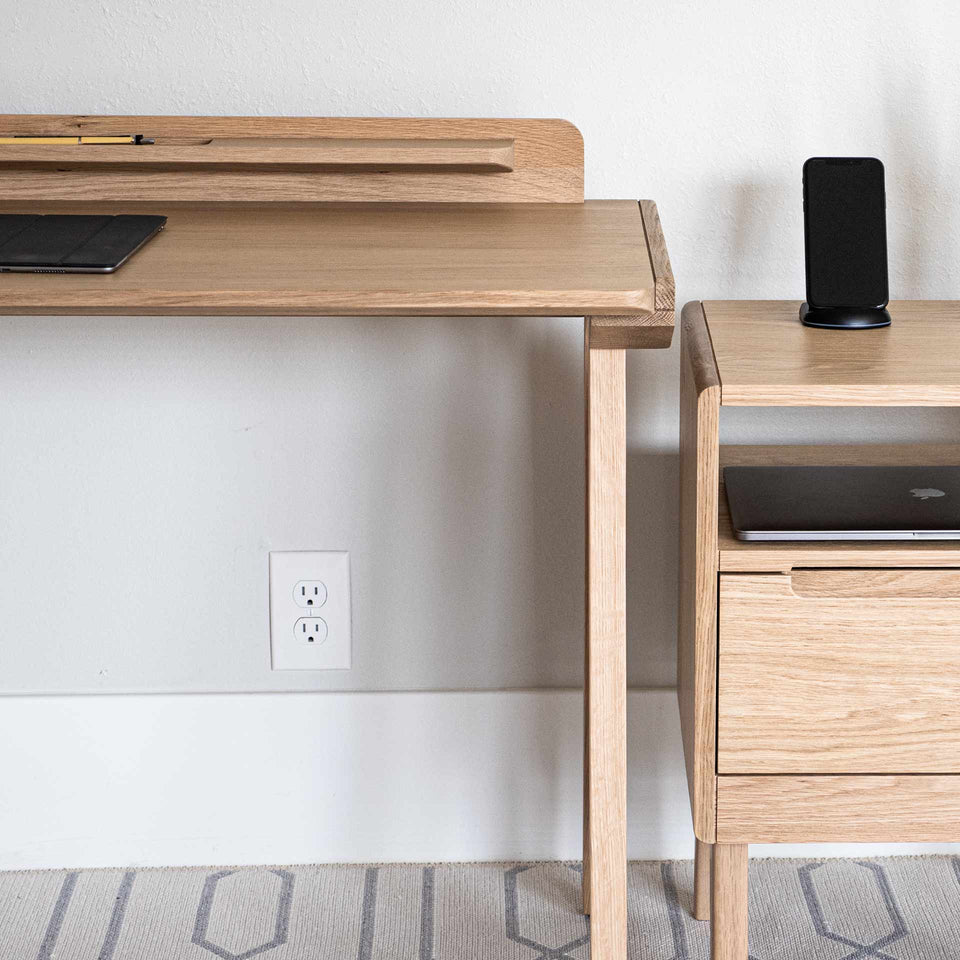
[800,303,892,329]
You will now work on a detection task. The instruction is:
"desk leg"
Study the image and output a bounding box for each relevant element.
[583,323,627,960]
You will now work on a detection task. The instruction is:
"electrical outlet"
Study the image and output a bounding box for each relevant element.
[294,617,328,643]
[270,551,351,670]
[294,580,328,609]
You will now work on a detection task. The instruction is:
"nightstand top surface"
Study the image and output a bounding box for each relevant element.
[702,300,960,405]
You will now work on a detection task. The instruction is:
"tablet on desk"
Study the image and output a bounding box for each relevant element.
[0,214,166,273]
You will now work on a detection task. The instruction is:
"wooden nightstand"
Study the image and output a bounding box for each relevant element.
[679,300,960,960]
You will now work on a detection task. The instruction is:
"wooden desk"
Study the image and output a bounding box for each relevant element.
[0,199,665,327]
[679,300,960,960]
[0,115,676,960]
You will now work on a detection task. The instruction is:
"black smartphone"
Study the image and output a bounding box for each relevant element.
[803,157,888,310]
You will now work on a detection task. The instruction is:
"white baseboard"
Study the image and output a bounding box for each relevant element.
[0,689,956,869]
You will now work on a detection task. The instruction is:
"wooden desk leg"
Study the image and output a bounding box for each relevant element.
[583,322,627,960]
[694,838,712,920]
[711,844,748,960]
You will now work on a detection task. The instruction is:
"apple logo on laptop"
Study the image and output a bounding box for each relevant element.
[911,487,946,501]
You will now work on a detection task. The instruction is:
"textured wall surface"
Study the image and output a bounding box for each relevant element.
[4,0,960,862]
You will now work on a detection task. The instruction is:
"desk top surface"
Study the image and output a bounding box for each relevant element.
[0,199,659,319]
[703,300,960,406]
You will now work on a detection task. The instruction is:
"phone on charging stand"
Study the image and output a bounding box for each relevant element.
[801,156,891,328]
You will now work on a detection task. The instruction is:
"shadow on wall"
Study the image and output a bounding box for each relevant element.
[340,319,682,693]
[359,314,586,692]
[626,449,679,689]
[683,57,960,303]
[624,343,682,690]
[880,71,960,299]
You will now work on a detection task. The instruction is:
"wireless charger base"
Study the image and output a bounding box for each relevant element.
[800,302,891,329]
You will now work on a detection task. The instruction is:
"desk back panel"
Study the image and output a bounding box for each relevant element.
[0,116,584,204]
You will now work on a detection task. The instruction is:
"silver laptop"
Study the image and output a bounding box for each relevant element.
[724,465,960,541]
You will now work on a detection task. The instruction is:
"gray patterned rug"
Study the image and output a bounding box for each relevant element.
[3,857,960,959]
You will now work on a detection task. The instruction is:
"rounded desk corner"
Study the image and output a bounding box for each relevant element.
[556,118,585,149]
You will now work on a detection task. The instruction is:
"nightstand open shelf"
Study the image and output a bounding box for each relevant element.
[679,300,960,960]
[719,443,960,570]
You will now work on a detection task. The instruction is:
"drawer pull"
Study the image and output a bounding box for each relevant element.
[789,569,960,599]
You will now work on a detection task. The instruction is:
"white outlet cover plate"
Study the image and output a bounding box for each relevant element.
[270,551,351,670]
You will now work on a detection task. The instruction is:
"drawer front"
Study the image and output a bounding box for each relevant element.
[718,570,960,774]
[717,775,960,843]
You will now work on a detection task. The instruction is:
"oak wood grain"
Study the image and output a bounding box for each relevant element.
[589,201,676,348]
[2,115,669,960]
[639,200,675,316]
[0,138,517,172]
[694,838,712,921]
[0,200,656,318]
[688,301,960,917]
[719,571,960,773]
[717,776,960,842]
[583,326,627,957]
[790,568,960,597]
[0,116,583,203]
[704,300,960,406]
[677,302,721,841]
[711,844,748,960]
[719,445,960,571]
[587,314,674,349]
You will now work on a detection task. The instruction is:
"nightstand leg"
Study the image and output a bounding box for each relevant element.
[583,324,627,960]
[583,643,592,915]
[694,838,712,920]
[711,843,748,960]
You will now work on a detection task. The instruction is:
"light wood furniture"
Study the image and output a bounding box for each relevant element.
[0,115,676,960]
[0,199,664,325]
[0,116,585,203]
[0,138,521,172]
[679,300,960,959]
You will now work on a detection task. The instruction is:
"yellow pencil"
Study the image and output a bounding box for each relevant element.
[0,136,137,145]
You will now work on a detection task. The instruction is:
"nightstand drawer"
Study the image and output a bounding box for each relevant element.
[718,570,960,774]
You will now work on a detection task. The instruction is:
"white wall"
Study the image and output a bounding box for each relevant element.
[4,691,956,870]
[4,0,960,864]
